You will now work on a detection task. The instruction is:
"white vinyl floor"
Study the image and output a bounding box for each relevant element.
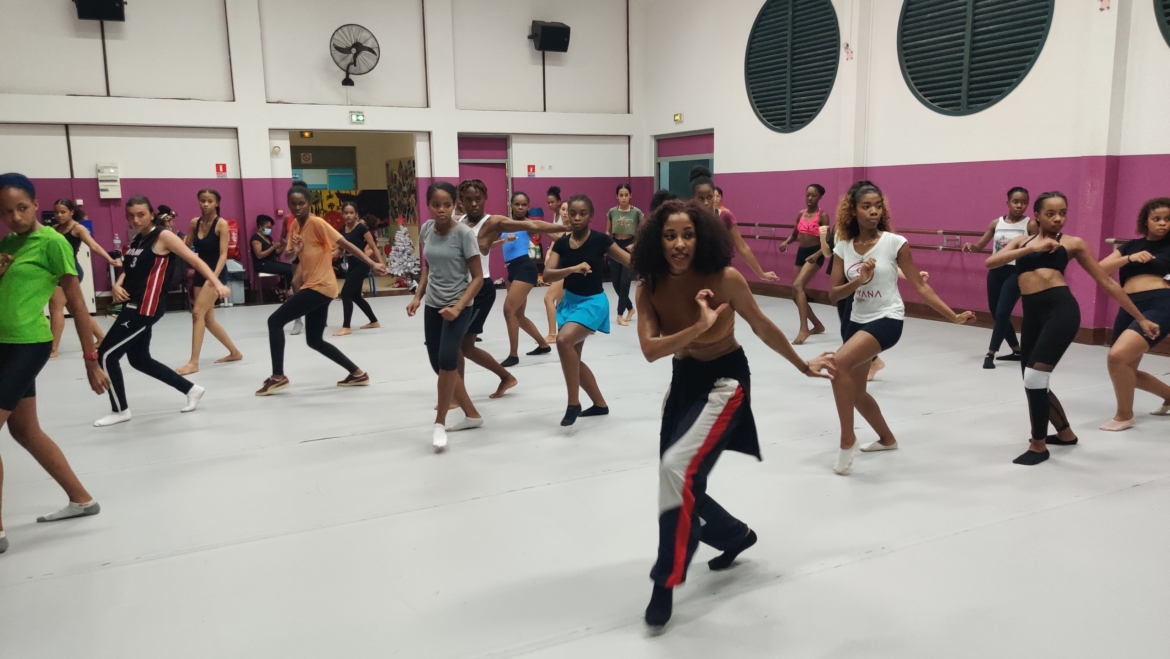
[1,289,1168,658]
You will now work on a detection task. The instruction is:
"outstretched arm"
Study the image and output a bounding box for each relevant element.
[896,245,974,324]
[1074,239,1159,339]
[76,226,121,267]
[724,268,833,377]
[606,242,632,268]
[158,230,231,299]
[962,218,998,253]
[729,224,778,281]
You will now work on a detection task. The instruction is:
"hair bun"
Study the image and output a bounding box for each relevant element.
[547,185,561,196]
[157,205,173,215]
[689,165,713,182]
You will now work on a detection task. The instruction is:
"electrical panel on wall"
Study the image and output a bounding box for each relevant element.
[97,164,121,199]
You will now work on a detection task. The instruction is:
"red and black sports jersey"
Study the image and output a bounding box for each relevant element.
[122,227,172,317]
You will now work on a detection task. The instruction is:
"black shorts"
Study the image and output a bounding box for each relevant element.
[844,317,904,352]
[1111,288,1170,348]
[506,255,539,286]
[795,244,824,268]
[0,342,52,411]
[467,278,496,336]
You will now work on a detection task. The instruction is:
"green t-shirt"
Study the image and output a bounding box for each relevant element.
[607,206,644,236]
[0,226,77,344]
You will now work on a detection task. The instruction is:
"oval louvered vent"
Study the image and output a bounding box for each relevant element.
[1159,0,1170,49]
[744,0,840,133]
[898,0,1054,115]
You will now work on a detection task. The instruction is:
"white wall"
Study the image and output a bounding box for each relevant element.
[0,124,72,178]
[452,0,628,114]
[258,0,428,108]
[1120,0,1170,156]
[0,0,106,97]
[510,134,628,177]
[69,126,241,180]
[0,0,232,102]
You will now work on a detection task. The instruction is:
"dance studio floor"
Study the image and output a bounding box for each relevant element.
[1,290,1168,658]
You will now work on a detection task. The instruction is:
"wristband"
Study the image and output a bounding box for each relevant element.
[83,352,99,362]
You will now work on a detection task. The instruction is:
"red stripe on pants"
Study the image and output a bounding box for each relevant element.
[666,385,744,587]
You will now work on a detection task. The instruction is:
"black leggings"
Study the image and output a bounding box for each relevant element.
[256,260,295,289]
[1020,287,1081,440]
[987,265,1021,353]
[424,304,476,372]
[267,289,358,376]
[0,342,51,411]
[340,262,377,328]
[99,305,193,412]
[611,237,634,315]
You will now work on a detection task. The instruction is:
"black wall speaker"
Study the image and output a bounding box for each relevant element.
[75,0,126,22]
[529,21,570,52]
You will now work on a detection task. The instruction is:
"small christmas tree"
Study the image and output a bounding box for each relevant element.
[388,224,420,288]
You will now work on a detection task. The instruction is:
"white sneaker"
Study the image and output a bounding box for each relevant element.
[290,318,304,335]
[859,440,898,452]
[833,447,855,475]
[94,410,132,427]
[446,416,484,432]
[1152,404,1170,416]
[432,424,448,452]
[181,385,205,413]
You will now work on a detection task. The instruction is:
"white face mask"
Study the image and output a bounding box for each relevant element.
[263,227,272,236]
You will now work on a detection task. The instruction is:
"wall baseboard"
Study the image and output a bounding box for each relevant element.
[747,282,1167,356]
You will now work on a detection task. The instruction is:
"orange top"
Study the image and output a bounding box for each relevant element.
[288,215,343,298]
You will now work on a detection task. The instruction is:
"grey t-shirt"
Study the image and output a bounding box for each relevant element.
[419,220,480,308]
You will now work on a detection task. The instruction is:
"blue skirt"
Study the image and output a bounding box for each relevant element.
[557,290,610,333]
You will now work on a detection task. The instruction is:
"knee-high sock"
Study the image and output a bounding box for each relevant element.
[1023,367,1051,440]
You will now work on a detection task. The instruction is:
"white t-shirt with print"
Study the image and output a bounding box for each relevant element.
[833,232,909,323]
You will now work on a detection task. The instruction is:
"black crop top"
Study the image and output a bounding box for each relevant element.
[1015,235,1069,275]
[1118,237,1170,286]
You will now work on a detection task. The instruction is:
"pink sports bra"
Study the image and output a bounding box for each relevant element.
[797,209,823,236]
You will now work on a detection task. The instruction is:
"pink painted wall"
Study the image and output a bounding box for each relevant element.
[657,133,714,158]
[457,137,508,160]
[718,155,1170,329]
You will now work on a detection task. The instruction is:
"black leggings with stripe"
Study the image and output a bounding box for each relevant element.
[99,305,194,412]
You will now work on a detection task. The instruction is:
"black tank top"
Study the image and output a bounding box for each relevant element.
[1016,235,1069,275]
[192,217,221,269]
[123,227,173,317]
[60,224,82,257]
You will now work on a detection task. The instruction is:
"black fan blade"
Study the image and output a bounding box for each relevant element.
[333,44,352,55]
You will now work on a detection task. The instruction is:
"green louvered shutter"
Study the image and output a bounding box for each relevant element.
[899,0,1054,115]
[745,0,840,133]
[1158,0,1170,49]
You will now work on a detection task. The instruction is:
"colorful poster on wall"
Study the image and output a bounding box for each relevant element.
[386,158,417,226]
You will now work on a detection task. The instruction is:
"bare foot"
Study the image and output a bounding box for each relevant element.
[793,329,811,345]
[624,310,635,323]
[50,351,60,359]
[360,322,381,330]
[175,362,199,375]
[215,352,243,364]
[868,357,885,382]
[333,328,352,337]
[811,323,826,335]
[489,375,519,399]
[616,315,629,326]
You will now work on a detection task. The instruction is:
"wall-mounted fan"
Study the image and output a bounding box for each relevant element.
[330,24,380,87]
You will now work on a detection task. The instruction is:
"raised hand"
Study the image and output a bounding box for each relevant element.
[1128,251,1155,264]
[694,289,729,332]
[576,262,592,275]
[859,258,877,283]
[1031,237,1060,253]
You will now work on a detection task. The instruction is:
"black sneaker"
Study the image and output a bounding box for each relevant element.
[983,354,995,369]
[996,351,1023,361]
[500,355,520,368]
[526,346,552,356]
